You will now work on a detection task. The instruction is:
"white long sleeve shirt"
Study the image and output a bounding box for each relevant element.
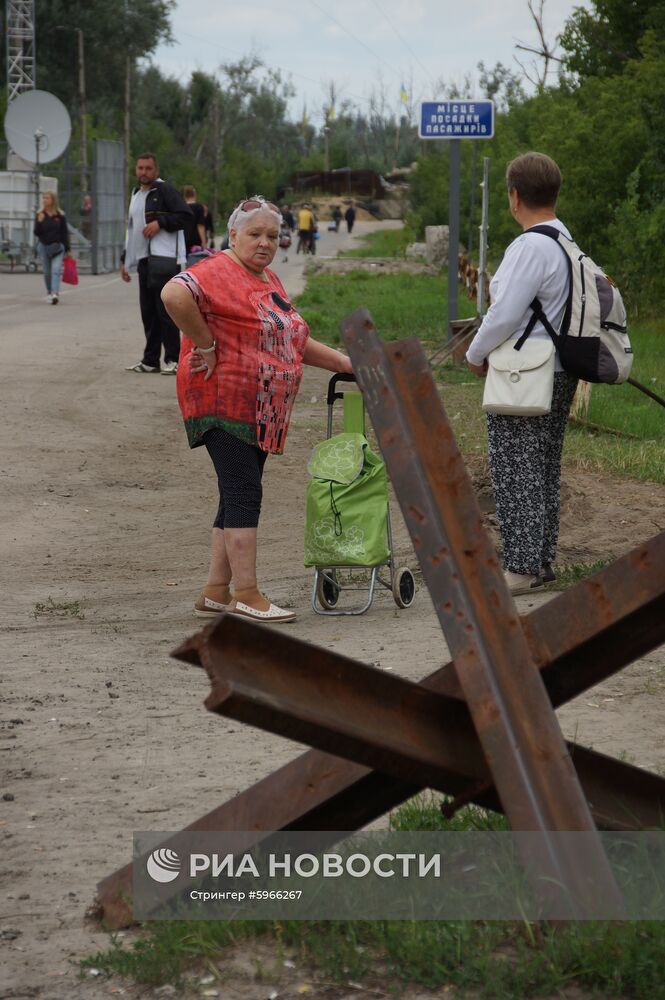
[466,218,571,373]
[123,184,186,272]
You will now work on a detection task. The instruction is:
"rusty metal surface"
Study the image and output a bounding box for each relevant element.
[194,614,665,837]
[200,617,487,791]
[343,313,623,911]
[97,527,664,927]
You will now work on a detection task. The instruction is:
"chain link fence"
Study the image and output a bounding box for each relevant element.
[1,138,125,274]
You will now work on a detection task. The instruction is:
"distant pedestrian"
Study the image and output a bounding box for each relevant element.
[120,152,190,375]
[297,203,315,254]
[182,185,207,253]
[332,204,342,232]
[202,203,214,248]
[80,193,93,242]
[34,191,70,305]
[344,200,356,233]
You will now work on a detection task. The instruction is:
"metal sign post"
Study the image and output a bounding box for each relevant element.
[419,101,494,341]
[447,139,461,338]
[477,156,490,316]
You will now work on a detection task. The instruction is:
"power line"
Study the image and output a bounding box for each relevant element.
[126,4,372,112]
[94,1,415,120]
[369,0,436,91]
[308,0,404,88]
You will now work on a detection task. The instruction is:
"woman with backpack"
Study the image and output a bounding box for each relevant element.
[465,152,578,596]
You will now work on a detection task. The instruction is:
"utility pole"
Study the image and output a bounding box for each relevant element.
[447,138,461,338]
[124,55,131,185]
[55,23,87,196]
[477,156,490,317]
[76,28,87,193]
[212,88,220,223]
[323,125,330,173]
[468,141,478,255]
[123,0,131,208]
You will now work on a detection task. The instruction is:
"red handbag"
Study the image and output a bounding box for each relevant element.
[63,257,78,285]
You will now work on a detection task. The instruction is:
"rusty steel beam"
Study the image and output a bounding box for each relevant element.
[193,615,665,838]
[96,535,665,927]
[433,537,665,704]
[343,314,623,910]
[97,723,665,928]
[97,606,664,928]
[199,618,486,792]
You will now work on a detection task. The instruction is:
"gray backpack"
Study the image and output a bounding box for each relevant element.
[523,225,633,384]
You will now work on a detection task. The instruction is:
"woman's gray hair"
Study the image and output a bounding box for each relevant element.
[227,196,281,237]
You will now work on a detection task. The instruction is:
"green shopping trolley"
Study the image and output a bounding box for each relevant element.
[304,374,416,616]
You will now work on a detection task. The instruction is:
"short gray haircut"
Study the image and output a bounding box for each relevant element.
[227,196,282,236]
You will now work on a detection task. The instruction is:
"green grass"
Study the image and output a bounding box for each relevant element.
[558,322,665,481]
[339,226,414,259]
[550,560,612,590]
[84,915,665,998]
[295,270,476,345]
[435,323,665,483]
[298,272,664,480]
[84,796,665,998]
[589,321,665,437]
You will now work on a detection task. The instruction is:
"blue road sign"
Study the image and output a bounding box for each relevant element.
[419,100,494,140]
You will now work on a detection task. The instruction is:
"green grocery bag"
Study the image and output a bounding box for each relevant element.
[304,431,390,568]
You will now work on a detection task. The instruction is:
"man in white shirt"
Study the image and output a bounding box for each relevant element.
[120,153,190,374]
[466,152,578,596]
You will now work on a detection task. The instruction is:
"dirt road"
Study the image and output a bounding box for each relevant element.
[1,222,664,999]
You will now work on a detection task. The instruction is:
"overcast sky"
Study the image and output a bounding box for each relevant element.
[151,0,591,123]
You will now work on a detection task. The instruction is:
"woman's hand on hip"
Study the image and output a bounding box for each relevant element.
[161,281,218,381]
[189,347,217,382]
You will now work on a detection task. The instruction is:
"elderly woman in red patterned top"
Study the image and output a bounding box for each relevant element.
[162,196,352,624]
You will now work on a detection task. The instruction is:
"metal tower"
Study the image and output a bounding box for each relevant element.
[6,0,36,102]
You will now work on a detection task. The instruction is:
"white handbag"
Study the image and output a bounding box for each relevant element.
[482,336,555,416]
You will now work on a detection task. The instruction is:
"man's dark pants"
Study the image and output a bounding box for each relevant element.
[137,258,181,368]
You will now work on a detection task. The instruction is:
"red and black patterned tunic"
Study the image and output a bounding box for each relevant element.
[173,253,310,455]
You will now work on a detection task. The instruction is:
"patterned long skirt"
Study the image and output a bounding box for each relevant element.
[486,372,578,575]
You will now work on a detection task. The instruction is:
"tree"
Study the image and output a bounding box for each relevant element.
[560,0,665,78]
[477,62,526,112]
[30,0,174,134]
[513,0,562,89]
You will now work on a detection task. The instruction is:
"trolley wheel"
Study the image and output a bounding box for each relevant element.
[26,261,37,273]
[316,570,340,610]
[392,567,415,608]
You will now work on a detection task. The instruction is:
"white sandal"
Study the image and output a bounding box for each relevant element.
[228,600,296,623]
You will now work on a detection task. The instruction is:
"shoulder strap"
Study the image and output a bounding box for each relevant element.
[514,309,543,350]
[522,224,574,340]
[527,223,562,240]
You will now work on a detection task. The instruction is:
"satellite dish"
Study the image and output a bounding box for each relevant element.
[4,89,71,164]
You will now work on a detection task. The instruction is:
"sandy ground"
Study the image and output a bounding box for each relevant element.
[1,221,664,1000]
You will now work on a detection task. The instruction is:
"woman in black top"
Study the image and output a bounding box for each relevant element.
[34,191,70,304]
